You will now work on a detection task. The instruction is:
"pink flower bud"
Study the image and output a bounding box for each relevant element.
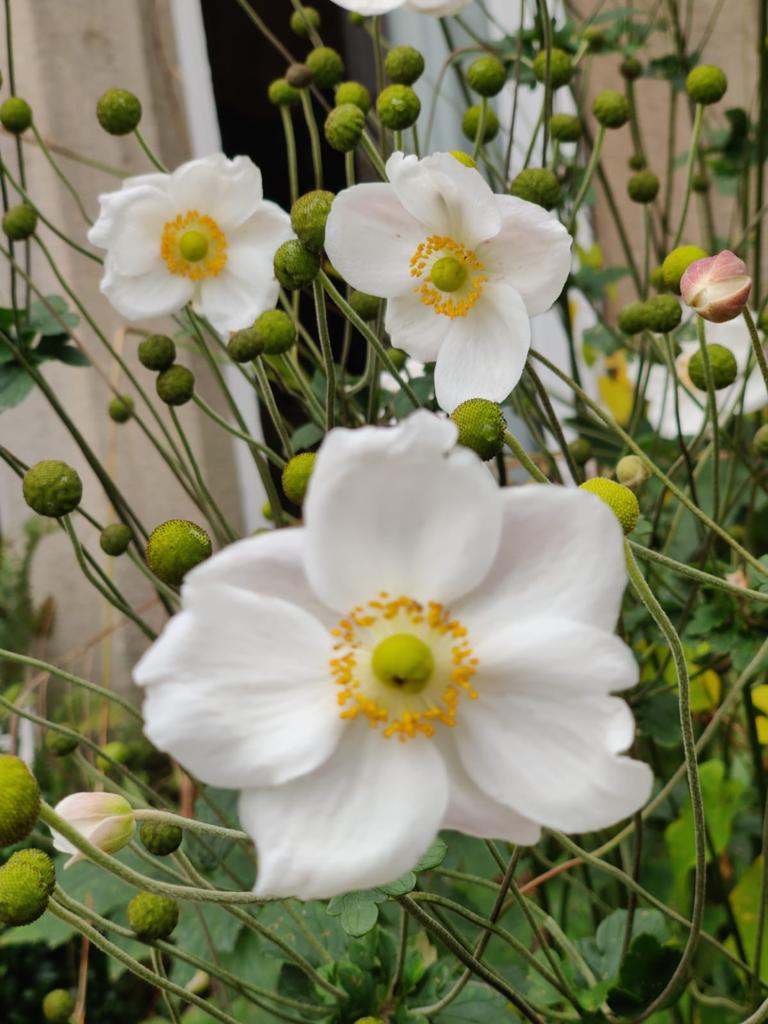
[680,250,752,323]
[51,792,135,867]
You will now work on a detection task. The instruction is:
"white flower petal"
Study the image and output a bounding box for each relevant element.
[385,289,451,362]
[241,726,449,899]
[170,154,265,230]
[227,200,294,275]
[455,485,627,635]
[480,195,572,316]
[134,583,344,788]
[406,0,471,11]
[88,184,174,274]
[303,411,503,612]
[325,183,425,298]
[387,152,501,248]
[197,269,279,334]
[100,257,194,322]
[329,0,404,11]
[433,283,530,411]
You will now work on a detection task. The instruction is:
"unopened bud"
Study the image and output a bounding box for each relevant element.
[680,250,752,323]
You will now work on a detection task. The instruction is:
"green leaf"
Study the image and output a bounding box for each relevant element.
[433,981,512,1022]
[0,363,34,409]
[414,838,448,872]
[607,933,681,1013]
[579,909,669,981]
[378,872,416,897]
[28,294,79,335]
[290,421,323,450]
[634,690,681,748]
[326,890,385,937]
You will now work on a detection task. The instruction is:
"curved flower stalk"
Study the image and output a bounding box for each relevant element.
[325,152,572,412]
[135,412,651,900]
[329,0,472,15]
[88,154,293,334]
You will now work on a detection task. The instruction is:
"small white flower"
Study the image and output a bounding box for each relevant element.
[135,412,651,900]
[88,154,293,334]
[325,152,572,412]
[50,793,136,868]
[644,316,766,438]
[329,0,471,15]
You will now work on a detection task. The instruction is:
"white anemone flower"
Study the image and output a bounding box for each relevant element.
[643,316,767,438]
[134,412,651,900]
[88,154,293,334]
[325,152,572,412]
[329,0,471,15]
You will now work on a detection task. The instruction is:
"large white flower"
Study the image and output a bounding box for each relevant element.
[329,0,471,15]
[135,413,650,899]
[88,154,293,334]
[644,316,767,438]
[325,153,572,412]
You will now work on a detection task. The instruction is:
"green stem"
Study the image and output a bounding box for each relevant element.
[280,106,299,206]
[30,124,91,225]
[300,90,323,190]
[133,127,167,172]
[312,277,335,430]
[568,123,604,234]
[743,307,768,397]
[192,393,286,468]
[504,430,549,482]
[671,103,704,248]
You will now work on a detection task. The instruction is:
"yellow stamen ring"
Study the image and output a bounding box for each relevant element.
[161,210,227,281]
[410,235,488,318]
[330,594,479,742]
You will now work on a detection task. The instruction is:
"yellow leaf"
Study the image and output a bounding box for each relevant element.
[690,670,721,713]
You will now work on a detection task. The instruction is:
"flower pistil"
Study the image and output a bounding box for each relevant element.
[161,209,228,281]
[410,235,487,318]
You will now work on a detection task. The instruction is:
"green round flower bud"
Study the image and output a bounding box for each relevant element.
[45,730,79,757]
[688,344,738,390]
[532,48,574,89]
[324,102,366,152]
[95,740,130,774]
[96,89,141,135]
[306,47,344,89]
[274,239,321,290]
[22,460,82,518]
[645,294,683,333]
[466,56,506,97]
[628,153,646,171]
[582,26,606,52]
[388,347,407,370]
[289,5,320,35]
[616,454,650,488]
[127,891,179,941]
[568,438,593,466]
[268,77,301,107]
[108,394,134,423]
[0,97,32,134]
[349,291,382,321]
[353,1019,385,1024]
[384,45,425,86]
[620,57,643,80]
[759,310,768,333]
[291,190,335,254]
[253,309,297,355]
[450,399,506,461]
[662,244,707,292]
[140,820,183,857]
[686,65,727,105]
[227,327,263,363]
[650,265,666,292]
[510,168,561,211]
[282,452,316,505]
[2,204,37,241]
[285,63,314,89]
[618,301,651,335]
[450,150,477,168]
[0,860,49,925]
[691,171,710,193]
[753,423,768,456]
[138,333,176,371]
[462,105,500,143]
[592,90,630,129]
[156,364,194,406]
[100,523,132,556]
[146,519,212,587]
[334,80,371,113]
[377,84,421,130]
[627,170,659,204]
[9,850,55,895]
[42,989,75,1024]
[579,477,640,535]
[348,12,366,26]
[549,113,582,143]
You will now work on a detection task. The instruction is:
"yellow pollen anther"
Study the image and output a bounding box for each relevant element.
[161,210,227,281]
[410,234,487,318]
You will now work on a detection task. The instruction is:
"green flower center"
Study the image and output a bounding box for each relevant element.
[371,633,435,694]
[179,229,209,262]
[430,256,467,293]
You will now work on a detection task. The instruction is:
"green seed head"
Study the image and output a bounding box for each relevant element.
[289,5,320,36]
[291,190,335,254]
[334,80,371,113]
[268,77,302,107]
[616,454,650,488]
[42,989,75,1024]
[349,291,382,321]
[45,730,80,757]
[108,394,134,423]
[372,634,434,694]
[532,48,574,89]
[388,347,408,370]
[253,309,297,355]
[627,170,659,204]
[0,860,49,925]
[618,301,652,335]
[620,56,643,81]
[686,65,727,105]
[568,438,593,467]
[549,113,582,143]
[582,26,606,52]
[274,239,321,290]
[662,244,708,293]
[466,56,506,97]
[324,102,366,152]
[688,343,738,390]
[227,326,263,363]
[156,364,195,406]
[138,333,176,371]
[2,204,37,241]
[22,460,82,518]
[139,820,183,857]
[99,523,133,556]
[579,478,640,535]
[146,519,212,587]
[592,90,630,129]
[384,45,425,86]
[510,168,561,210]
[9,849,55,895]
[645,294,683,333]
[430,256,467,293]
[628,153,646,171]
[285,63,314,90]
[461,104,500,143]
[0,97,32,134]
[377,84,421,130]
[179,229,208,262]
[96,89,141,135]
[450,399,506,461]
[753,423,768,456]
[305,46,345,89]
[282,452,317,505]
[127,891,179,941]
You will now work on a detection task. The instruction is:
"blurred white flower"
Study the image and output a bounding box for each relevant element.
[50,793,135,868]
[135,412,651,900]
[325,152,572,412]
[329,0,471,15]
[88,154,293,334]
